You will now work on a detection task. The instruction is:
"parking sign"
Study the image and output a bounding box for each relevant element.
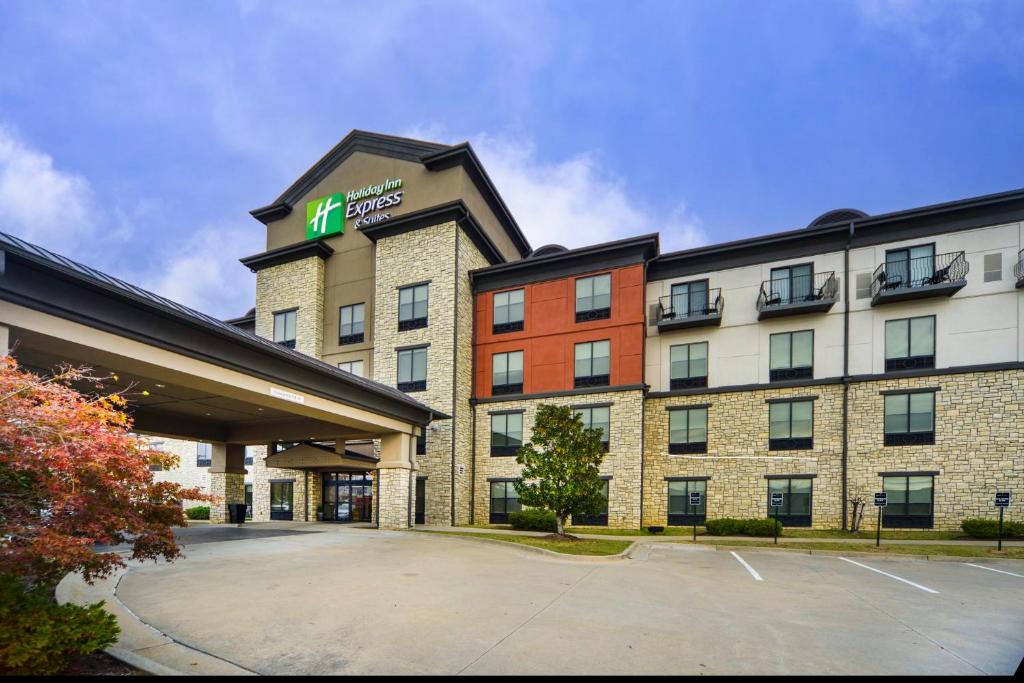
[874,492,887,507]
[770,492,784,508]
[995,492,1011,508]
[689,491,702,507]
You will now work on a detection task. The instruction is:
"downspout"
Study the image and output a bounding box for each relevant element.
[841,221,854,530]
[450,223,461,527]
[469,267,479,525]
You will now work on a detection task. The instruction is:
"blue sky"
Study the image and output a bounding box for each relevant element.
[1,0,1022,317]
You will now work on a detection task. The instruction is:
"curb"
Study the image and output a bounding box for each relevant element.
[419,531,637,562]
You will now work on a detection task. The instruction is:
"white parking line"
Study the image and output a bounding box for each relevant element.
[839,557,939,594]
[965,563,1024,578]
[730,551,763,581]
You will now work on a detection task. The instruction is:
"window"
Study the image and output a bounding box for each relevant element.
[667,479,707,526]
[885,244,935,288]
[669,342,708,389]
[270,481,293,520]
[769,330,813,382]
[855,272,872,300]
[883,475,935,528]
[244,483,253,519]
[885,316,935,371]
[575,274,611,322]
[769,264,813,304]
[197,442,212,467]
[669,280,710,318]
[575,405,610,452]
[493,289,525,333]
[884,391,935,445]
[767,478,813,527]
[572,480,609,526]
[338,359,365,377]
[983,253,1002,282]
[244,446,255,466]
[398,283,429,330]
[397,346,428,392]
[768,400,813,450]
[492,351,524,395]
[669,407,708,454]
[490,412,523,456]
[574,340,610,388]
[416,431,426,456]
[273,310,297,349]
[489,481,521,523]
[339,303,365,344]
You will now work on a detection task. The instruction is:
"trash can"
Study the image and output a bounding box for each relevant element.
[228,503,247,524]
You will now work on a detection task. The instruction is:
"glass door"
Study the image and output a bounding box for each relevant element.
[321,473,373,523]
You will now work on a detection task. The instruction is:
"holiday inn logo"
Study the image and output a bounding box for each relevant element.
[306,193,346,240]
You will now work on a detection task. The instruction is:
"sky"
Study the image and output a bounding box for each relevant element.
[1,0,1022,318]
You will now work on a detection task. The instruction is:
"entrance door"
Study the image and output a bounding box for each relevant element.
[415,477,426,524]
[270,481,293,521]
[322,472,373,523]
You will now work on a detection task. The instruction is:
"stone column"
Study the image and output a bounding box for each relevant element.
[209,443,247,523]
[376,432,417,530]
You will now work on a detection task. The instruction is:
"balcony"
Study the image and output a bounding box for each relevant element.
[756,272,838,320]
[1015,249,1023,289]
[870,251,968,306]
[656,289,723,331]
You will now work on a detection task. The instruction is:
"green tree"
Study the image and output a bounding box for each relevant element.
[513,404,607,537]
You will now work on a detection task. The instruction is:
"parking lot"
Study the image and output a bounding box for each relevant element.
[114,526,1024,675]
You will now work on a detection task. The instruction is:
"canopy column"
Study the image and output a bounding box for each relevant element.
[376,432,417,530]
[209,443,246,523]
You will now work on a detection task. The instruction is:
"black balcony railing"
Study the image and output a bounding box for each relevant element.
[1015,249,1023,288]
[657,289,723,323]
[757,272,837,312]
[870,251,968,300]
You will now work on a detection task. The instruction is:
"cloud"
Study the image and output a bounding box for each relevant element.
[0,125,99,252]
[464,132,709,253]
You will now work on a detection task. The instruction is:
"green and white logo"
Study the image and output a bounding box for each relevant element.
[306,193,345,240]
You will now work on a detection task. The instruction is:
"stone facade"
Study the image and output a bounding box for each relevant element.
[149,437,253,510]
[473,389,645,528]
[209,472,245,523]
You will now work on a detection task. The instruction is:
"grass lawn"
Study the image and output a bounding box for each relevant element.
[420,530,632,556]
[458,524,974,541]
[695,539,1024,559]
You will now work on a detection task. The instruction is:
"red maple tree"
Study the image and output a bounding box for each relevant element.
[0,356,205,588]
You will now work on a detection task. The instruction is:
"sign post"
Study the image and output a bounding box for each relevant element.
[769,492,784,545]
[995,492,1011,551]
[873,492,887,547]
[689,491,702,542]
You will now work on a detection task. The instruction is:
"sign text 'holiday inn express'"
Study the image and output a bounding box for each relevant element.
[305,178,405,239]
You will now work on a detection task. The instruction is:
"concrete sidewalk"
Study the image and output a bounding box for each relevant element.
[419,524,1024,546]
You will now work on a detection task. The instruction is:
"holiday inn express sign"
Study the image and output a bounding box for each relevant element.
[305,178,404,239]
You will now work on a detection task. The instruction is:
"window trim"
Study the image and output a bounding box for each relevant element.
[272,308,297,349]
[884,315,936,372]
[397,283,429,331]
[196,442,212,467]
[397,345,428,393]
[491,350,525,396]
[766,477,813,527]
[883,242,937,289]
[883,390,936,446]
[668,279,712,317]
[768,262,815,304]
[490,412,523,457]
[492,288,526,334]
[574,273,612,322]
[668,405,708,454]
[768,399,814,450]
[339,303,366,345]
[489,480,522,523]
[768,330,814,382]
[881,474,935,529]
[575,405,611,452]
[573,339,611,388]
[669,341,709,390]
[667,479,707,526]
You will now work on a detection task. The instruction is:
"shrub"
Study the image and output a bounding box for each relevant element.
[186,505,211,520]
[705,518,783,537]
[961,517,1024,539]
[0,575,119,675]
[508,508,557,532]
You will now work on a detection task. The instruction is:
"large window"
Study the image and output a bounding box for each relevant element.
[489,481,521,523]
[196,442,212,467]
[884,391,935,445]
[769,264,813,304]
[338,359,364,377]
[490,412,523,456]
[397,346,428,392]
[398,283,429,331]
[574,340,610,388]
[769,330,813,382]
[273,309,297,349]
[339,303,365,345]
[883,475,935,528]
[885,316,935,371]
[575,274,611,322]
[416,431,426,456]
[492,351,524,395]
[493,289,525,333]
[244,446,255,466]
[767,477,812,527]
[768,400,813,450]
[669,342,708,390]
[572,480,609,526]
[575,405,610,451]
[270,481,294,521]
[669,407,708,454]
[885,244,935,289]
[667,479,707,526]
[669,280,710,318]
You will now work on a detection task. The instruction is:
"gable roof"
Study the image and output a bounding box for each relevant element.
[249,130,532,259]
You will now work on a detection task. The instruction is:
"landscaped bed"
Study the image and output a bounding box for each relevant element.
[420,530,632,556]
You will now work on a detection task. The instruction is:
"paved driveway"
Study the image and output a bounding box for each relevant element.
[116,525,1024,675]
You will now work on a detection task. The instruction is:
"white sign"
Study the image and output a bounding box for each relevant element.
[269,387,305,404]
